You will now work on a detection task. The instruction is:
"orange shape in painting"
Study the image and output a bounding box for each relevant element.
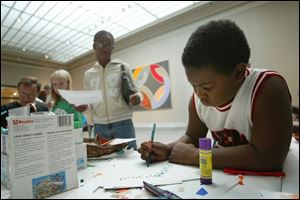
[141,91,152,110]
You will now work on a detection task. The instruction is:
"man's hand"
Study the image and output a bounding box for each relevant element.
[169,143,199,166]
[129,94,141,105]
[138,141,171,163]
[74,104,88,112]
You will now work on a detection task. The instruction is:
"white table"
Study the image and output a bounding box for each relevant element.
[2,138,298,199]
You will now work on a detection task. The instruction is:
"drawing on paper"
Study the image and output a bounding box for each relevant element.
[103,152,199,189]
[119,163,172,181]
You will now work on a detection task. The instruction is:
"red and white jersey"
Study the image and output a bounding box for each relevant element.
[194,68,289,148]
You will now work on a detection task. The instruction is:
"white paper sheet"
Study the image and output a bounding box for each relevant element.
[102,151,199,189]
[109,138,136,145]
[58,89,103,105]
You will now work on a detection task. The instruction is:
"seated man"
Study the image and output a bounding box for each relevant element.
[1,76,49,128]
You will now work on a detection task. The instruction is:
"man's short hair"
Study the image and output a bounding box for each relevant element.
[94,30,114,43]
[17,76,39,90]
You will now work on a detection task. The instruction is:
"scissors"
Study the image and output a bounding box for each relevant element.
[143,181,181,199]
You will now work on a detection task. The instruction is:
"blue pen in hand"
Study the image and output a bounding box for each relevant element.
[147,123,156,167]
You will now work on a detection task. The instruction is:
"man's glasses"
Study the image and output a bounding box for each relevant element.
[19,92,35,99]
[95,43,115,50]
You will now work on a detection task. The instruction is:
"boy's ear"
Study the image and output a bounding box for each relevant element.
[234,63,247,81]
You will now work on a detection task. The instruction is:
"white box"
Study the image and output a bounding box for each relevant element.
[73,127,83,144]
[6,114,79,199]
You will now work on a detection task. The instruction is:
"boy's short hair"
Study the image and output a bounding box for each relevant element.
[94,30,114,43]
[182,19,250,74]
[17,76,39,90]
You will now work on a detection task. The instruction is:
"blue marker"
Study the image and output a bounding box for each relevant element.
[147,123,156,167]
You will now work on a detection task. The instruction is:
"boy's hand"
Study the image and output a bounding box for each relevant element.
[129,94,141,105]
[74,104,88,112]
[138,141,171,163]
[169,143,199,166]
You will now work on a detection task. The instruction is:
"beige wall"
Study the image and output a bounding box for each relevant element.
[2,1,299,126]
[1,61,55,87]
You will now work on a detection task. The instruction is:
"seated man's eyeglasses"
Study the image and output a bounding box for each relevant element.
[19,92,35,99]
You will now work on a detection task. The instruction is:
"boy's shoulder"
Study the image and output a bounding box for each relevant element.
[249,67,289,99]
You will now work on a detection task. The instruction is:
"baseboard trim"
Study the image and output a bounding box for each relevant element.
[134,122,187,130]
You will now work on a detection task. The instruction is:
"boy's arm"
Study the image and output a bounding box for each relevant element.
[168,94,208,148]
[186,94,209,145]
[213,76,292,170]
[138,95,208,165]
[168,95,208,165]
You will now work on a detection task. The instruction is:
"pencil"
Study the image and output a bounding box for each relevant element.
[147,123,156,167]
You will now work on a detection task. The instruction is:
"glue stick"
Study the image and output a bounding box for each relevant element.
[199,138,212,184]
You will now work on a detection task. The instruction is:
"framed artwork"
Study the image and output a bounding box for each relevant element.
[132,60,171,111]
[1,85,18,105]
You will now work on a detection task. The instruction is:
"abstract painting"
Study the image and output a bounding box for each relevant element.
[132,60,171,111]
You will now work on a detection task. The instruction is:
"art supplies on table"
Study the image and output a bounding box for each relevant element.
[143,181,181,199]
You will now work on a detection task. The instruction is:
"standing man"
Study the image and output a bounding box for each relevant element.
[82,30,141,150]
[1,76,49,128]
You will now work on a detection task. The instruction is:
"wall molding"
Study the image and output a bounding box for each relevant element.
[134,122,187,130]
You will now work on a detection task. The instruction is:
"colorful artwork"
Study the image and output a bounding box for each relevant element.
[132,60,171,111]
[32,171,66,199]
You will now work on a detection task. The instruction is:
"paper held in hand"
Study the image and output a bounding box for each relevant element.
[58,89,103,105]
